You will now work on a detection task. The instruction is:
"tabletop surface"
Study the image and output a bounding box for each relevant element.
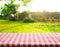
[0,33,60,45]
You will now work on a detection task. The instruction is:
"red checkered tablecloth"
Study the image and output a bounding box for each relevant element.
[0,33,60,47]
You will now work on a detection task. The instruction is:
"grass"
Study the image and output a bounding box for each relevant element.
[0,20,60,33]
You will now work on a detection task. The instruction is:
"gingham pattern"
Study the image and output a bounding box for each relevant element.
[0,33,60,47]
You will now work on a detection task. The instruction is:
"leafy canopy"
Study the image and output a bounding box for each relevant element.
[1,0,31,17]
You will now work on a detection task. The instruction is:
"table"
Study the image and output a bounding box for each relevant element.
[0,33,60,47]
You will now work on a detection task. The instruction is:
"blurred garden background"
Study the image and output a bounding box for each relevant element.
[0,0,60,33]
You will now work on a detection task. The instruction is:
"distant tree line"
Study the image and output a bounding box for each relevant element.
[31,11,60,22]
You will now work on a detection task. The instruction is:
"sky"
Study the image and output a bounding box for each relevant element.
[0,0,60,12]
[27,0,60,12]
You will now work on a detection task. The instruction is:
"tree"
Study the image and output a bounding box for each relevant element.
[21,0,31,6]
[1,0,20,19]
[0,0,31,20]
[21,0,31,18]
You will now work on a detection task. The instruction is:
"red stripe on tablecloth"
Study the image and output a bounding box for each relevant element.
[0,33,3,37]
[11,33,18,44]
[28,34,31,44]
[25,34,29,44]
[44,34,50,44]
[48,34,56,44]
[23,34,26,44]
[12,33,18,44]
[45,34,54,44]
[0,33,6,41]
[34,34,39,45]
[40,34,46,44]
[19,34,25,44]
[49,33,59,44]
[52,33,60,44]
[37,34,44,45]
[7,33,17,45]
[42,34,48,44]
[48,33,55,44]
[14,34,21,45]
[33,33,37,44]
[33,34,36,42]
[17,34,22,44]
[36,34,42,44]
[30,34,34,45]
[6,34,15,44]
[0,33,11,42]
[55,33,60,38]
[18,34,23,44]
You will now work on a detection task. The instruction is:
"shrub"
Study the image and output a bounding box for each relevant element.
[10,18,16,21]
[23,18,35,23]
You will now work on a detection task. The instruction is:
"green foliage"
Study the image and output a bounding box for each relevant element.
[1,0,20,19]
[23,18,35,23]
[21,0,31,6]
[10,18,16,21]
[0,0,1,1]
[20,11,29,16]
[1,4,16,16]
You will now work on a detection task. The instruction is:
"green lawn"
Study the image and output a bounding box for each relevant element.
[0,20,60,33]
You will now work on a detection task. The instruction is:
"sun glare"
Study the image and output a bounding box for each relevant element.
[27,0,60,12]
[0,0,60,12]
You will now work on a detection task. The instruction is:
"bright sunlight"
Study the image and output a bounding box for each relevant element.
[27,0,60,12]
[0,0,60,12]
